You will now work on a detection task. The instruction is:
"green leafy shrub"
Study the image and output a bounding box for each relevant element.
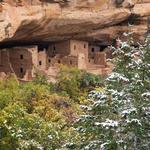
[0,75,82,150]
[56,65,103,101]
[0,63,103,150]
[79,71,103,90]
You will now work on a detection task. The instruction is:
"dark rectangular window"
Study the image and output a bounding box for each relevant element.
[20,67,23,73]
[91,48,95,52]
[74,45,76,50]
[53,46,56,51]
[20,54,23,59]
[70,60,72,65]
[48,59,51,63]
[84,44,86,48]
[39,61,42,65]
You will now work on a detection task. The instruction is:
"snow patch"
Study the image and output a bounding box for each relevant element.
[95,119,118,128]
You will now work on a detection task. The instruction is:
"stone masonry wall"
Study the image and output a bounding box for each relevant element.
[48,41,70,57]
[7,46,38,79]
[38,49,47,70]
[70,40,89,69]
[62,55,78,67]
[0,49,11,73]
[70,40,88,58]
[94,52,107,66]
[9,47,33,78]
[89,45,100,58]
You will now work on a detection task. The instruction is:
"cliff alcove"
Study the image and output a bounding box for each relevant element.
[0,0,149,47]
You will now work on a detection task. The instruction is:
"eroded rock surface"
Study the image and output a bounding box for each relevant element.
[0,0,150,46]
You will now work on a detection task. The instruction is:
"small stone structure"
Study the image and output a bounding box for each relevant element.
[88,45,107,66]
[0,40,113,81]
[47,40,88,70]
[0,46,38,80]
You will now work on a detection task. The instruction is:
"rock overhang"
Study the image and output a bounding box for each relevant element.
[0,0,150,47]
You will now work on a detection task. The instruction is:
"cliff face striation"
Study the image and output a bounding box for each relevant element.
[0,0,150,46]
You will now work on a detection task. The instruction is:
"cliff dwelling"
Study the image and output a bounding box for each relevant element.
[0,39,114,81]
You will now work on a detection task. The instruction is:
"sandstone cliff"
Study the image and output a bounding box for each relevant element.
[0,0,150,47]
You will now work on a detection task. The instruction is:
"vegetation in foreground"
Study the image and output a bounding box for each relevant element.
[72,34,150,150]
[0,65,103,150]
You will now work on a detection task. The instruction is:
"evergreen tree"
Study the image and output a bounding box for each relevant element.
[74,34,150,150]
